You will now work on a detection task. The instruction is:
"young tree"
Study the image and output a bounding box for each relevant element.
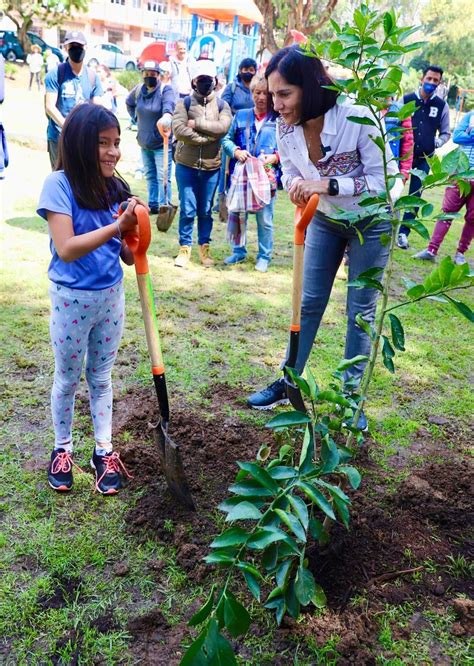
[2,0,89,53]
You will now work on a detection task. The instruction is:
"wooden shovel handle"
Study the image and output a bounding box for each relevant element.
[291,194,319,330]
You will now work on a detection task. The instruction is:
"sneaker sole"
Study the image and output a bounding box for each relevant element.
[247,398,290,411]
[48,481,72,492]
[90,459,120,495]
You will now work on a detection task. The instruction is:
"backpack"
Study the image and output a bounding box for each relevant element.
[57,62,96,100]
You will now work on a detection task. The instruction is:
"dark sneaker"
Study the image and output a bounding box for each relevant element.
[247,378,290,410]
[90,450,132,495]
[343,409,368,432]
[48,448,81,492]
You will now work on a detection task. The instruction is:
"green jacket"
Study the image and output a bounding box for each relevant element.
[172,91,232,171]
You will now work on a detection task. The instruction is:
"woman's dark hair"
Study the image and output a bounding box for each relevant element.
[57,103,130,210]
[265,46,338,122]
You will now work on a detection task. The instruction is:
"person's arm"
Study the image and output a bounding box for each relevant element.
[48,198,142,263]
[161,84,176,116]
[91,73,104,104]
[126,86,138,119]
[44,70,66,127]
[399,116,414,181]
[171,100,216,145]
[221,115,238,157]
[277,129,303,192]
[435,102,451,148]
[194,100,232,137]
[452,112,474,145]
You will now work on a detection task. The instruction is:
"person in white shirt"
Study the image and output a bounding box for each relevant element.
[247,46,403,427]
[44,49,60,73]
[170,39,195,100]
[26,44,44,91]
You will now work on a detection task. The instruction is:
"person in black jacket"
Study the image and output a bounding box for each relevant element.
[126,60,175,214]
[397,65,451,249]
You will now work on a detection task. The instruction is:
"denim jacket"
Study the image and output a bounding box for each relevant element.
[222,108,280,184]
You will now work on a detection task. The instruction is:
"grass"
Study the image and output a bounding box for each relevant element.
[0,117,473,663]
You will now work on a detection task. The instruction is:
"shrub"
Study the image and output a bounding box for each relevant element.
[116,69,141,91]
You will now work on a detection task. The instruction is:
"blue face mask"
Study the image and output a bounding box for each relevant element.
[422,82,437,96]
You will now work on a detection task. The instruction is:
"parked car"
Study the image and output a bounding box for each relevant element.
[87,43,136,71]
[0,31,64,63]
[137,41,167,70]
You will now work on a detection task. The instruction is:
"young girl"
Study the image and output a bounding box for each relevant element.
[37,103,145,494]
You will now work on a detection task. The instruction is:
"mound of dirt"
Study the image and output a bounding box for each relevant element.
[113,385,473,665]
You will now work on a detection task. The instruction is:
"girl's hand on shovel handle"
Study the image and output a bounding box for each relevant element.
[115,197,148,265]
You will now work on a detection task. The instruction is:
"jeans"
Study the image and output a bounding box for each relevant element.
[141,146,172,209]
[175,163,219,246]
[285,211,391,386]
[231,197,275,262]
[400,155,430,236]
[29,71,41,91]
[429,181,474,255]
[48,140,59,171]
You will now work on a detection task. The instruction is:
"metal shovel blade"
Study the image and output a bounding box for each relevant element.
[284,375,307,413]
[156,204,178,233]
[151,418,196,510]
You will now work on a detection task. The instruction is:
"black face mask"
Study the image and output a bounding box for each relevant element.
[240,71,254,83]
[144,76,158,88]
[68,46,85,64]
[193,76,215,97]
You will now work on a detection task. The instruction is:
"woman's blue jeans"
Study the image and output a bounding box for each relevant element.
[231,196,275,262]
[141,146,172,209]
[175,163,220,246]
[286,211,391,387]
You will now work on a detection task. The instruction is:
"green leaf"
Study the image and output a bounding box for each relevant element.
[295,565,316,606]
[299,424,313,471]
[256,443,272,462]
[388,313,405,351]
[337,355,369,372]
[333,495,350,528]
[242,570,260,601]
[309,517,329,544]
[356,313,377,340]
[298,482,336,521]
[449,261,470,286]
[210,528,249,549]
[223,593,251,638]
[266,411,311,429]
[235,561,263,580]
[403,219,430,241]
[180,625,208,665]
[285,367,311,397]
[228,480,274,498]
[438,256,455,287]
[383,10,394,36]
[380,232,391,246]
[394,195,428,209]
[246,527,289,549]
[268,465,298,480]
[348,276,383,291]
[276,559,293,589]
[347,115,377,126]
[225,501,262,522]
[264,592,286,626]
[315,478,350,503]
[312,584,327,609]
[218,496,265,513]
[406,284,425,299]
[237,462,279,494]
[274,509,307,543]
[262,542,279,570]
[445,295,474,322]
[204,551,235,565]
[339,465,362,490]
[203,618,237,665]
[321,436,340,473]
[288,495,309,531]
[305,365,319,400]
[317,389,351,407]
[285,579,301,619]
[382,336,396,374]
[189,585,215,627]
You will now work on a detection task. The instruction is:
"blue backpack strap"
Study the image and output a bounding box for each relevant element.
[57,62,67,90]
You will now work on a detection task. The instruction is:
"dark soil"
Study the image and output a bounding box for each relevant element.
[113,385,472,665]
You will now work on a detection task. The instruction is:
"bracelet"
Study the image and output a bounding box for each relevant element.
[115,218,122,240]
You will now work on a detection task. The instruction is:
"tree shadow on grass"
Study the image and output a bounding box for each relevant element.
[5,215,48,235]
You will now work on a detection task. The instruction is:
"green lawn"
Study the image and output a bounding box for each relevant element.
[0,134,472,664]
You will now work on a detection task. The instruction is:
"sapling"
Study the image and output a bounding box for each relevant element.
[179,6,473,663]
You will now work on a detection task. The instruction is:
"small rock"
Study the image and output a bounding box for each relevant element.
[113,562,130,577]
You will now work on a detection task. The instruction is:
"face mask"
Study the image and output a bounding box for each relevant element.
[144,76,158,88]
[68,46,85,64]
[241,72,254,83]
[194,76,215,97]
[422,82,437,95]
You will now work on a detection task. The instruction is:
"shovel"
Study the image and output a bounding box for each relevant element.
[156,124,178,233]
[285,194,319,412]
[121,202,195,510]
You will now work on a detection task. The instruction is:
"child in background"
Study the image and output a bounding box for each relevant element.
[37,103,146,494]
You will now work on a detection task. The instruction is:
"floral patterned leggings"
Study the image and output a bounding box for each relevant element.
[49,281,125,449]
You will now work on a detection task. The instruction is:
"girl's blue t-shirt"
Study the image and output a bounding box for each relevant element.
[37,171,123,290]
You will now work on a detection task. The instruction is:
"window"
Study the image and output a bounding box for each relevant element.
[108,30,124,47]
[110,0,125,5]
[132,0,141,7]
[147,2,167,13]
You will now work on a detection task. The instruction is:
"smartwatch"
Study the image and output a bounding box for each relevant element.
[328,178,339,196]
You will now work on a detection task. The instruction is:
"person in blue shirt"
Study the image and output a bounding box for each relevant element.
[37,103,146,495]
[221,58,257,114]
[222,74,280,272]
[44,31,103,170]
[126,60,175,215]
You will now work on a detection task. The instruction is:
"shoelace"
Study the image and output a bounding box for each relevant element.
[95,451,133,492]
[51,451,85,475]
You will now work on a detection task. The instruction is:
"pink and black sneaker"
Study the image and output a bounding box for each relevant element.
[90,450,132,495]
[48,448,83,492]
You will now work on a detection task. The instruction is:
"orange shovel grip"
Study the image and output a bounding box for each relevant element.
[294,194,319,246]
[119,203,151,275]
